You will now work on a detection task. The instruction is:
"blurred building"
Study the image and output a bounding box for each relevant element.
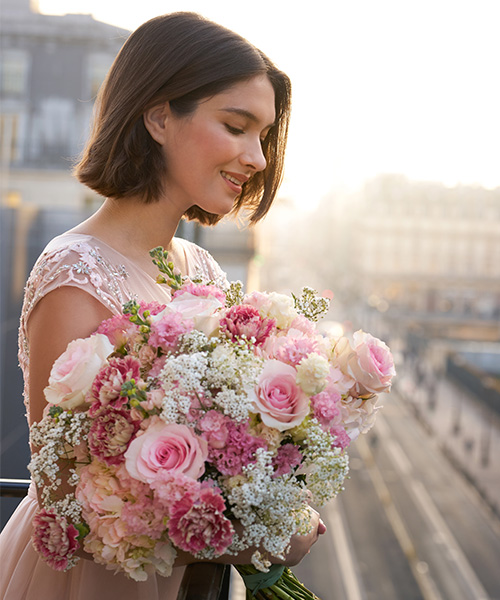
[351,174,500,342]
[0,0,128,210]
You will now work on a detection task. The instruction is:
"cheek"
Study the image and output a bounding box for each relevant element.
[194,126,238,165]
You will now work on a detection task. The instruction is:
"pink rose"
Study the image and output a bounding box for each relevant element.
[334,331,396,397]
[251,360,310,431]
[124,422,208,484]
[220,304,275,346]
[44,334,114,409]
[32,509,79,571]
[168,484,234,556]
[330,425,351,449]
[166,293,223,337]
[88,408,139,465]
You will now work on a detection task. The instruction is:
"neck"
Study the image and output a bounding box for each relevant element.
[78,196,183,251]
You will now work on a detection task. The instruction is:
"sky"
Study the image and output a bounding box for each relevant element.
[38,0,500,207]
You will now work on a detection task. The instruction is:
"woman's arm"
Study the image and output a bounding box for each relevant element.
[27,285,114,426]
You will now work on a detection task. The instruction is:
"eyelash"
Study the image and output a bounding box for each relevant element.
[225,123,268,145]
[225,124,245,135]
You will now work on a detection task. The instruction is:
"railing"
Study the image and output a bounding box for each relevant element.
[0,478,31,497]
[0,479,230,600]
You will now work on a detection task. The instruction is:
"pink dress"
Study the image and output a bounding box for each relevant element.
[0,232,228,600]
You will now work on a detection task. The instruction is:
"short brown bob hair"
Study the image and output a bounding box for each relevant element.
[75,12,291,225]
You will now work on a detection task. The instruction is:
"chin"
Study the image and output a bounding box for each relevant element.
[206,198,238,217]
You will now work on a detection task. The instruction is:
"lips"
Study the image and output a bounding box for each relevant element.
[221,171,249,193]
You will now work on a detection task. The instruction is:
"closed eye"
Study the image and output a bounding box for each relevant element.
[225,124,245,135]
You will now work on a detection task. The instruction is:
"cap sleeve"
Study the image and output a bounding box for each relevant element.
[21,241,132,324]
[18,240,133,415]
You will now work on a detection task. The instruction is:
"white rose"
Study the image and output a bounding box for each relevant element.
[44,334,114,409]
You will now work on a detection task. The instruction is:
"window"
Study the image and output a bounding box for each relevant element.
[0,50,29,96]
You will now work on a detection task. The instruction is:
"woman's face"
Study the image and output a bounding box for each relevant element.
[160,75,276,216]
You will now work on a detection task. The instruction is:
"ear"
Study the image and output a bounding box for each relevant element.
[143,102,172,145]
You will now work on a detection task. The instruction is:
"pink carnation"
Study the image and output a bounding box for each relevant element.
[148,311,194,353]
[32,509,79,571]
[220,305,275,346]
[198,410,230,449]
[88,407,139,465]
[276,337,320,366]
[272,444,303,477]
[209,420,266,476]
[96,314,140,348]
[311,388,342,428]
[330,425,351,449]
[173,282,226,304]
[120,495,166,539]
[150,471,200,508]
[90,355,142,416]
[149,355,168,378]
[138,300,168,316]
[289,315,317,336]
[168,484,234,556]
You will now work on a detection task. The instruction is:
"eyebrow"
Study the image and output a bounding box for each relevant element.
[219,107,276,129]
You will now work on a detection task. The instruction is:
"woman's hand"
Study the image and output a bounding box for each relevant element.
[278,508,327,566]
[199,507,327,568]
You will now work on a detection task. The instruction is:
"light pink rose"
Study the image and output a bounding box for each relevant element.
[32,509,79,571]
[124,422,208,484]
[333,331,396,397]
[251,360,310,431]
[44,334,114,409]
[166,293,223,337]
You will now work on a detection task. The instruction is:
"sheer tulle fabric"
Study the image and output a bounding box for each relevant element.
[0,233,228,600]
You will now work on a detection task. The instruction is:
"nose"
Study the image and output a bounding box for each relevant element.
[241,137,267,173]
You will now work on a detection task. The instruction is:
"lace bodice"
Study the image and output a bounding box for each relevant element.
[19,233,228,419]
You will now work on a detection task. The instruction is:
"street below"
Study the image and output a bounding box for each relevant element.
[231,389,500,600]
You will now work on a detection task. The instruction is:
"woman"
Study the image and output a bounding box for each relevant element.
[0,12,324,600]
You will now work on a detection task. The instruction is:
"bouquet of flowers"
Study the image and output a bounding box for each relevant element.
[29,248,395,597]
